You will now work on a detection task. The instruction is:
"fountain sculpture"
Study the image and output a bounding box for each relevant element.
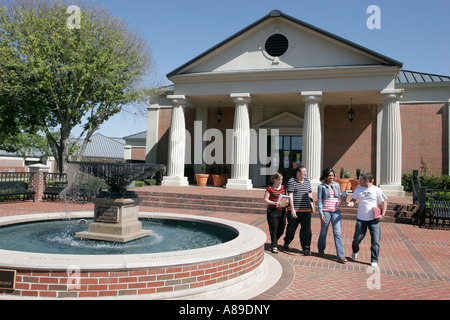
[70,162,165,243]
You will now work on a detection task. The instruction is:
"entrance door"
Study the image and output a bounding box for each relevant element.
[265,135,302,184]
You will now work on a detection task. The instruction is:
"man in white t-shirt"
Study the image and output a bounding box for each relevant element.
[348,173,388,267]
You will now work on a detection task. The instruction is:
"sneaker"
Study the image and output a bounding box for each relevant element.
[271,246,278,253]
[283,243,290,252]
[371,262,378,267]
[351,252,358,260]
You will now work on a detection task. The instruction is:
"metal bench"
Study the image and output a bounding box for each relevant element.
[43,181,67,201]
[429,200,450,228]
[0,181,35,202]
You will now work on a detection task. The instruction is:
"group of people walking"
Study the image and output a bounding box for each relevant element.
[264,166,388,267]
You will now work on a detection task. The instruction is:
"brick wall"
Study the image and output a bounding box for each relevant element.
[1,246,264,299]
[156,108,172,165]
[401,103,448,175]
[323,105,377,178]
[130,147,146,162]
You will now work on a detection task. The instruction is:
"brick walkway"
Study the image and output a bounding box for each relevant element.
[0,187,449,300]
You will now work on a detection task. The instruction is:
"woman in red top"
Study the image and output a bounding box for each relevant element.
[264,173,287,253]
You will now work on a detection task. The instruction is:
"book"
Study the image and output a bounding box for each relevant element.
[372,207,382,219]
[278,194,290,207]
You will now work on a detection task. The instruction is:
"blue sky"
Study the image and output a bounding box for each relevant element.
[84,0,450,138]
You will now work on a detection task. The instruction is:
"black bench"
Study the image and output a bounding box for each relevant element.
[429,200,450,228]
[0,181,35,202]
[43,181,67,201]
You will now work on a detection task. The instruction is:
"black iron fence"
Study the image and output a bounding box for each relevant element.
[0,172,35,201]
[413,170,450,228]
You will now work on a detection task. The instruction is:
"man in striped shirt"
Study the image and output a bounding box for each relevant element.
[283,165,314,255]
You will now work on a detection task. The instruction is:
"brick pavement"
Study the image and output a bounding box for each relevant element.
[0,188,449,300]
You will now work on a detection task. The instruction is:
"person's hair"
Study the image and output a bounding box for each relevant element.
[360,172,373,182]
[295,165,306,173]
[320,168,335,182]
[270,173,283,183]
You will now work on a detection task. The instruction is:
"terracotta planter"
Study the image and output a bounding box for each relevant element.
[335,178,351,193]
[195,174,209,187]
[350,179,361,192]
[212,174,231,187]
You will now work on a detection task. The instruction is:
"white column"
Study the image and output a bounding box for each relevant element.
[226,93,253,190]
[161,95,189,187]
[301,91,323,189]
[379,89,404,196]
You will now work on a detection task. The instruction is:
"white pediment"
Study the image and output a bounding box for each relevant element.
[254,112,303,129]
[170,12,398,77]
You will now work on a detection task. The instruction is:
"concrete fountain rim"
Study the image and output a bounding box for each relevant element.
[0,212,267,271]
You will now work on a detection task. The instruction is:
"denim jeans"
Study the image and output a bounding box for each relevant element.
[318,210,345,258]
[352,219,381,263]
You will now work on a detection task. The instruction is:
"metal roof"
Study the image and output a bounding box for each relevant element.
[123,131,147,140]
[83,133,124,159]
[397,70,450,84]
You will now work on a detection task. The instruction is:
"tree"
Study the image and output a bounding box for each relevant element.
[0,0,156,172]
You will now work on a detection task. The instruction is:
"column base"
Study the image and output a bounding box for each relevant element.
[161,176,189,187]
[226,178,253,190]
[379,184,405,197]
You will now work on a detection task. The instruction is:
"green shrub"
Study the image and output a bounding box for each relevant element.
[135,181,145,188]
[402,173,450,191]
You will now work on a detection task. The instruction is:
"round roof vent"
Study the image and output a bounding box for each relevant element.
[265,33,289,57]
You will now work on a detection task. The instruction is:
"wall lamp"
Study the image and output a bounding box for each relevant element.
[348,98,355,122]
[217,101,223,123]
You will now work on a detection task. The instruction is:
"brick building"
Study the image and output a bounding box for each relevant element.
[145,10,450,196]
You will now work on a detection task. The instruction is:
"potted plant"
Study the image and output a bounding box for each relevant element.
[195,164,209,187]
[350,169,362,191]
[211,165,231,187]
[335,167,351,193]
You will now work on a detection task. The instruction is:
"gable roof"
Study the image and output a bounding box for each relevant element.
[167,9,402,78]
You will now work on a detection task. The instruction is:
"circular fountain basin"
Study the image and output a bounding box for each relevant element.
[0,212,268,299]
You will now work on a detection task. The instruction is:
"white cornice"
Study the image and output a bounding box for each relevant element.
[170,65,400,84]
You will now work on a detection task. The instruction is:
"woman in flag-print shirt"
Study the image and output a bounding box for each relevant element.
[317,168,348,264]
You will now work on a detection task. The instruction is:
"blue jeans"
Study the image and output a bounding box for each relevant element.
[318,210,345,258]
[352,219,381,263]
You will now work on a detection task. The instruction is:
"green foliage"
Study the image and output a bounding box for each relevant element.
[402,173,450,192]
[0,0,155,172]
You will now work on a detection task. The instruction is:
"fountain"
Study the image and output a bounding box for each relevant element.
[0,162,276,299]
[69,162,165,243]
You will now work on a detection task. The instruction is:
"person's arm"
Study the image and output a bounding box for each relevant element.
[264,190,279,207]
[317,185,323,215]
[376,200,388,221]
[309,192,316,214]
[289,193,297,218]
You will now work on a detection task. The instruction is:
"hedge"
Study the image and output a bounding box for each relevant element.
[402,173,450,192]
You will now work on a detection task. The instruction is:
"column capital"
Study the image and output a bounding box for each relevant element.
[301,91,323,102]
[167,95,187,105]
[380,89,404,101]
[230,93,251,104]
